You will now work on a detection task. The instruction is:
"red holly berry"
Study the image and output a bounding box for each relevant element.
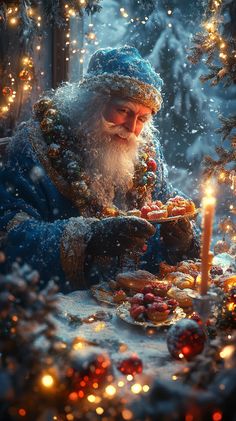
[147,158,157,172]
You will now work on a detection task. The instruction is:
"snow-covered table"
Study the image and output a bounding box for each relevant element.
[55,254,235,380]
[55,290,180,380]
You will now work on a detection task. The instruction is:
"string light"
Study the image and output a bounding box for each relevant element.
[131,383,142,394]
[96,407,104,415]
[105,385,116,396]
[219,345,234,359]
[9,17,17,25]
[41,374,54,388]
[87,394,96,402]
[120,8,129,18]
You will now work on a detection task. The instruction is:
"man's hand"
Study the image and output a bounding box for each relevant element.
[87,216,156,257]
[160,218,194,254]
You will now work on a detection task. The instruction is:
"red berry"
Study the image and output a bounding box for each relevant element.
[141,285,154,294]
[142,243,148,252]
[154,302,168,312]
[144,293,155,304]
[130,305,146,320]
[129,293,144,305]
[154,296,164,302]
[147,158,157,172]
[166,299,178,308]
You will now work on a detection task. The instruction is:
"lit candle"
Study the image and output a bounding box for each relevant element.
[200,183,216,295]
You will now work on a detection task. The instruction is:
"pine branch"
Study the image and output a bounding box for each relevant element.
[216,115,236,139]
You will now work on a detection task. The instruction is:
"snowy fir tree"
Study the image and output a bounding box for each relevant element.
[189,0,236,247]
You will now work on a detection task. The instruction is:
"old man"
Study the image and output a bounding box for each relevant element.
[0,46,199,291]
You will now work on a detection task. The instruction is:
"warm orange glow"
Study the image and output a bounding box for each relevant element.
[18,409,27,417]
[69,392,78,401]
[220,345,234,359]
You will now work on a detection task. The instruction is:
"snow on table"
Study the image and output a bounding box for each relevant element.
[55,290,182,380]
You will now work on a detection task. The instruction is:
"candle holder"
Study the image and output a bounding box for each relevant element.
[187,289,221,343]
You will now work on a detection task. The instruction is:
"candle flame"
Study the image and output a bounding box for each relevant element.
[205,185,214,197]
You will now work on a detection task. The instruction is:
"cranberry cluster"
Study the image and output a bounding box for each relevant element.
[128,284,178,322]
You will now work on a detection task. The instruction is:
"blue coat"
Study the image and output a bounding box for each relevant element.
[0,120,199,292]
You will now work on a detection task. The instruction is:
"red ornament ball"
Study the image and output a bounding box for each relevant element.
[117,354,143,376]
[69,347,112,391]
[167,319,205,360]
[146,158,157,172]
[2,86,13,96]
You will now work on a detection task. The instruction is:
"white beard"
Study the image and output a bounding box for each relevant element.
[77,116,143,209]
[95,116,139,190]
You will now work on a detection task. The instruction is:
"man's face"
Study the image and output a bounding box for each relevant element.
[102,98,152,144]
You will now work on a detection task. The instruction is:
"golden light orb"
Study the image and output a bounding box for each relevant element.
[220,345,234,359]
[131,383,142,394]
[41,374,54,388]
[105,385,116,396]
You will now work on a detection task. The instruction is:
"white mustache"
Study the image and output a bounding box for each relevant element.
[101,116,138,142]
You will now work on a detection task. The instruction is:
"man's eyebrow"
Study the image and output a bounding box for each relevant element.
[113,100,152,117]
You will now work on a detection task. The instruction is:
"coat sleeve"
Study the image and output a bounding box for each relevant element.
[0,130,96,292]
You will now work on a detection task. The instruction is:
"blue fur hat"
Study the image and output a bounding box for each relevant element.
[80,46,163,113]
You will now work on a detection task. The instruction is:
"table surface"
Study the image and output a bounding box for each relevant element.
[56,290,181,380]
[55,253,235,381]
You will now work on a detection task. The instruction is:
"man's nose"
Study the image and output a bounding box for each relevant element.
[124,116,137,133]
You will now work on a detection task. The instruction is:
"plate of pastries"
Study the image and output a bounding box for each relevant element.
[91,257,234,328]
[126,195,199,223]
[102,196,198,223]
